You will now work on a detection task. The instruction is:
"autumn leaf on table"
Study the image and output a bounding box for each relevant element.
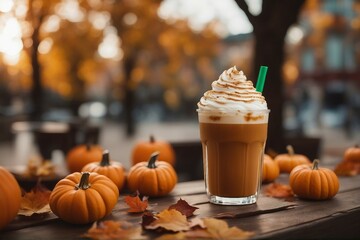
[142,199,253,239]
[141,198,199,231]
[145,209,191,232]
[168,199,198,217]
[157,218,254,240]
[157,230,210,240]
[264,182,294,198]
[18,182,52,216]
[189,217,206,229]
[125,192,149,213]
[142,211,157,229]
[82,220,145,240]
[202,218,254,239]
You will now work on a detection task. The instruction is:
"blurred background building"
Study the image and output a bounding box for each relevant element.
[0,0,359,170]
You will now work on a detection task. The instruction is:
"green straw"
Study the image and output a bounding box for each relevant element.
[256,66,268,93]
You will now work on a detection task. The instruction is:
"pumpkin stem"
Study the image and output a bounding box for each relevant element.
[150,135,155,143]
[312,159,320,170]
[147,152,160,169]
[286,145,294,156]
[100,150,110,167]
[76,172,91,190]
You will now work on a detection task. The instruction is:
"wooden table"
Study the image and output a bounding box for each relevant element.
[1,173,360,239]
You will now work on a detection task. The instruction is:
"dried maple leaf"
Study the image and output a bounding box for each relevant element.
[264,183,294,198]
[157,218,253,239]
[18,182,51,216]
[168,199,199,217]
[334,161,360,176]
[125,192,149,213]
[156,232,188,240]
[157,230,210,240]
[145,209,190,232]
[82,220,145,240]
[189,217,206,229]
[202,218,254,239]
[142,212,156,229]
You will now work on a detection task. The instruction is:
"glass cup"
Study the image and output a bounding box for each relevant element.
[198,109,270,205]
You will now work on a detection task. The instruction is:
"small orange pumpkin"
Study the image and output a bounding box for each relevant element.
[127,152,177,197]
[343,145,360,163]
[49,172,119,224]
[82,150,126,190]
[274,145,311,173]
[0,167,22,230]
[131,135,176,166]
[289,159,339,200]
[262,154,280,183]
[66,144,103,173]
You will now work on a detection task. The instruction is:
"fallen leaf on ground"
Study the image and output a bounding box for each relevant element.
[264,183,294,198]
[82,220,145,240]
[334,161,360,176]
[168,199,199,217]
[18,182,51,216]
[145,209,190,232]
[125,192,149,213]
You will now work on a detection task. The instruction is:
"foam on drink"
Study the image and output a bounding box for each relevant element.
[197,66,268,113]
[198,66,268,124]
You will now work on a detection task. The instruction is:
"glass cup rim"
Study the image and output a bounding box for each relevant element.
[197,109,270,115]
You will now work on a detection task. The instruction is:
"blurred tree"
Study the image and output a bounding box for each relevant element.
[24,0,61,120]
[6,0,220,131]
[102,0,220,135]
[22,0,106,118]
[45,19,104,115]
[235,0,306,154]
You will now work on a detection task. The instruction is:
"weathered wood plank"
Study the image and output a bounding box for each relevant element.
[256,208,360,239]
[224,188,360,237]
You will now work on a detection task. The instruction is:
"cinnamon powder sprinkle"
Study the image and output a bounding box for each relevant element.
[244,113,264,122]
[209,116,221,121]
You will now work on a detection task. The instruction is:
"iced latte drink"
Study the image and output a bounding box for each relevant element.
[197,66,269,205]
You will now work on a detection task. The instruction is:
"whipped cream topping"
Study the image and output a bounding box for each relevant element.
[197,66,268,112]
